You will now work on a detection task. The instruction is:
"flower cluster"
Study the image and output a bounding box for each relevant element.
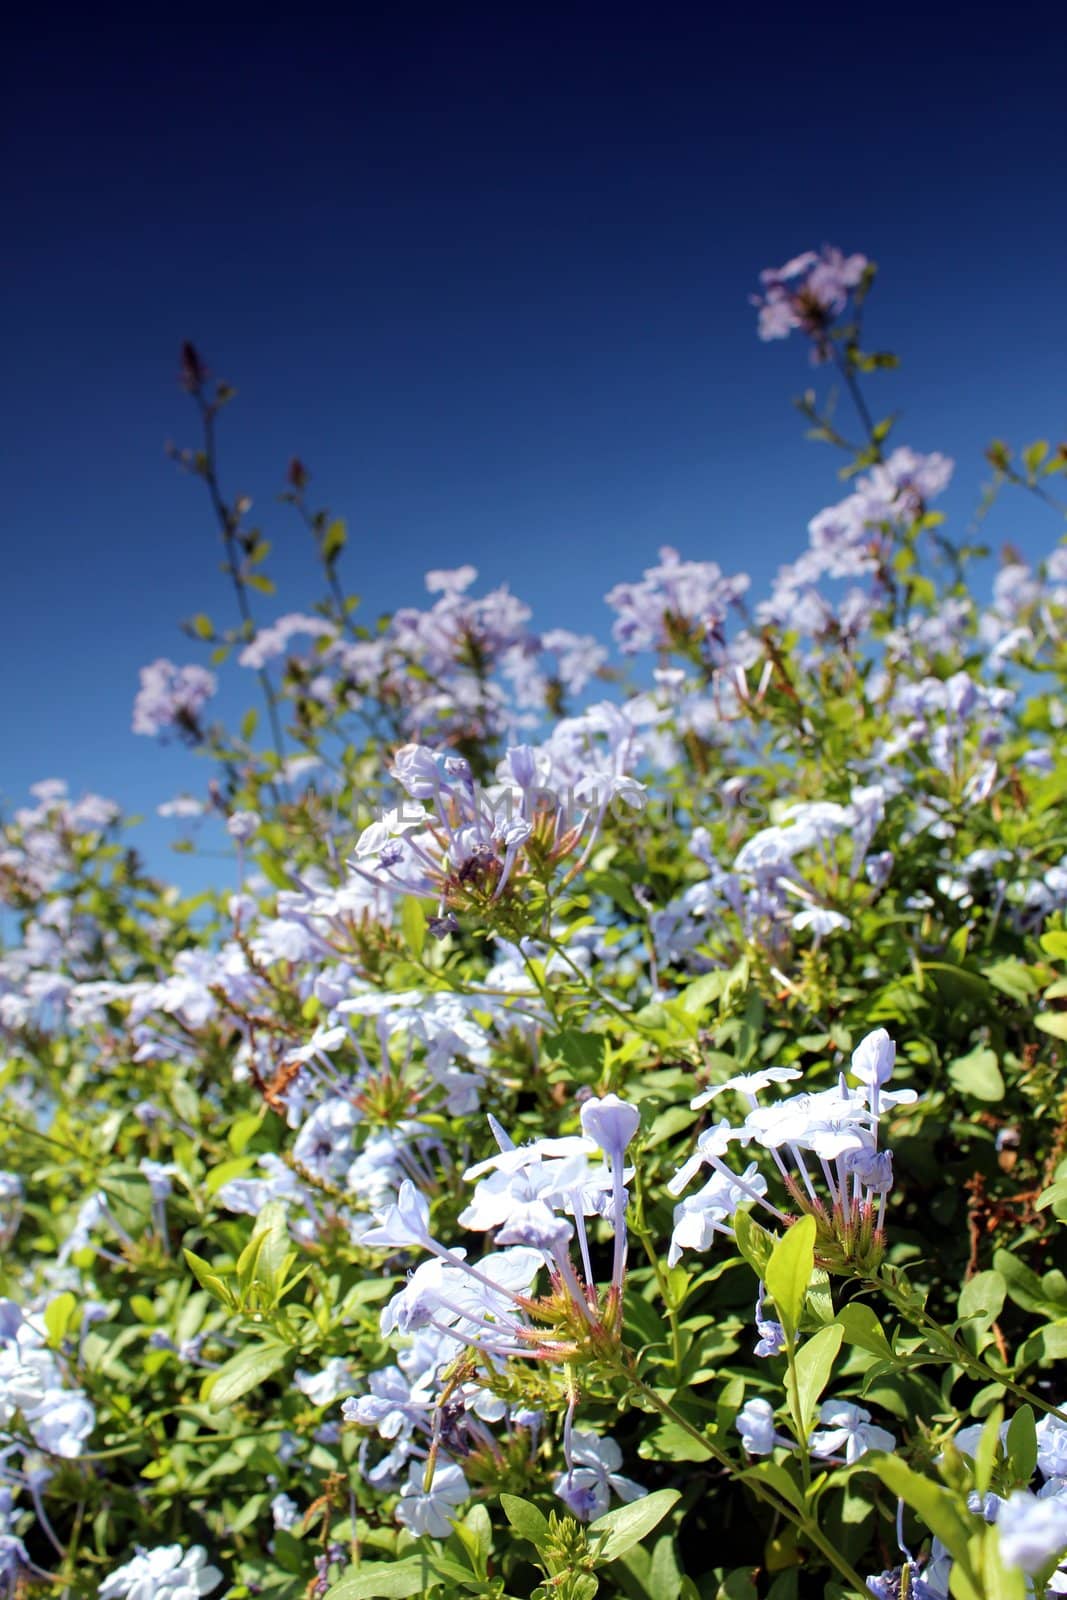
[352,731,644,936]
[751,245,868,356]
[99,1544,223,1600]
[0,1298,95,1461]
[5,240,1067,1599]
[342,1095,643,1526]
[669,1029,913,1272]
[132,658,217,740]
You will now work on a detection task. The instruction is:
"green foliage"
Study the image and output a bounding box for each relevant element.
[6,250,1067,1600]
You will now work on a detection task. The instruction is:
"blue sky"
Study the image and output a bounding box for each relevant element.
[5,9,1066,878]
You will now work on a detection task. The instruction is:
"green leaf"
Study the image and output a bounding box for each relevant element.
[947,1047,1004,1103]
[806,1267,834,1326]
[1023,440,1049,475]
[205,1156,257,1197]
[733,1208,775,1279]
[1036,1180,1067,1220]
[715,1574,757,1600]
[739,1460,805,1514]
[455,1503,491,1574]
[834,1302,895,1361]
[44,1291,79,1343]
[1005,1405,1038,1485]
[204,1341,288,1410]
[1035,1013,1067,1041]
[765,1216,816,1338]
[982,959,1038,1001]
[422,1556,479,1587]
[679,972,725,1018]
[638,1418,714,1463]
[227,1112,264,1156]
[994,1249,1057,1315]
[1016,1323,1067,1367]
[499,1494,549,1545]
[401,897,427,961]
[871,1457,973,1565]
[590,1488,680,1563]
[183,1248,234,1306]
[793,1323,844,1436]
[323,518,347,562]
[325,1557,439,1599]
[240,707,259,741]
[973,1405,1004,1497]
[958,1271,1006,1328]
[252,1200,292,1283]
[190,612,214,639]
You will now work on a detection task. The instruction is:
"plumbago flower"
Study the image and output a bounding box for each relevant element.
[0,1299,95,1464]
[751,245,868,358]
[131,659,217,741]
[14,239,1067,1599]
[604,546,750,661]
[735,1396,896,1466]
[350,733,645,937]
[341,1095,644,1528]
[669,1029,915,1272]
[98,1544,223,1599]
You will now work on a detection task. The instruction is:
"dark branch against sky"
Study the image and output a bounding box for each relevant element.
[3,8,1065,851]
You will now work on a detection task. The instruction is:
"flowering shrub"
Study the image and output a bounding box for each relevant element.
[4,254,1067,1600]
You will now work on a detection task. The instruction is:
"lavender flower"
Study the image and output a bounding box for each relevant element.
[132,660,217,741]
[99,1544,223,1599]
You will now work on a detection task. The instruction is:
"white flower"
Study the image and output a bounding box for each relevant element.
[294,1358,354,1408]
[353,805,427,859]
[292,1098,361,1187]
[495,1199,573,1252]
[668,1163,766,1266]
[226,810,260,842]
[1038,1413,1067,1481]
[395,1458,469,1539]
[850,1028,897,1089]
[552,1431,646,1521]
[27,1387,95,1457]
[362,1181,433,1251]
[667,1119,742,1194]
[691,1066,801,1111]
[140,1159,178,1200]
[99,1543,223,1600]
[579,1094,640,1158]
[736,1397,777,1455]
[791,907,850,937]
[271,1493,300,1531]
[998,1491,1067,1574]
[809,1401,895,1464]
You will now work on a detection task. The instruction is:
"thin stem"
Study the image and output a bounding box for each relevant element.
[0,1111,90,1160]
[606,1355,869,1597]
[869,1269,1067,1426]
[783,1333,812,1493]
[631,1165,683,1379]
[541,935,638,1026]
[290,494,361,640]
[830,343,881,457]
[194,394,288,797]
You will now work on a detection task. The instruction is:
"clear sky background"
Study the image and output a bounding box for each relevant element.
[4,8,1066,878]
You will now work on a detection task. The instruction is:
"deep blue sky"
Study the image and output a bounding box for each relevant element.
[5,9,1066,877]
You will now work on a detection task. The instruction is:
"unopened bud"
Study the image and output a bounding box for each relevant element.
[179,341,207,392]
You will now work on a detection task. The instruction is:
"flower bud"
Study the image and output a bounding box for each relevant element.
[850,1028,896,1088]
[579,1094,640,1159]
